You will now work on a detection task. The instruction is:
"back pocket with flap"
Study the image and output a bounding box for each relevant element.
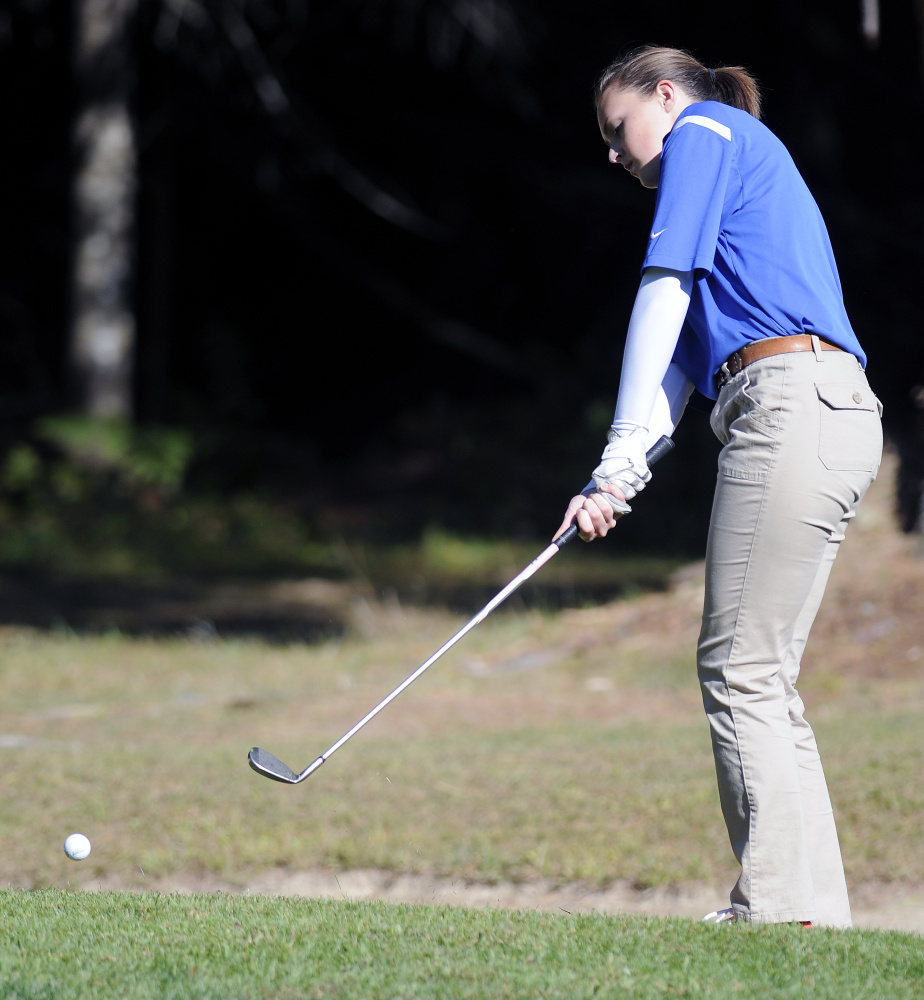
[816,381,881,472]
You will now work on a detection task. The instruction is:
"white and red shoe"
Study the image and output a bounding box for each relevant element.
[701,908,813,927]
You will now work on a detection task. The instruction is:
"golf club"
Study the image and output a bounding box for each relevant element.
[248,434,675,784]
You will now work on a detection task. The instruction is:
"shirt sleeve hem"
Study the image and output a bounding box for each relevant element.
[643,251,714,275]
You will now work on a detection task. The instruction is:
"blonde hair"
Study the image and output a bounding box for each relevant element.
[595,45,762,120]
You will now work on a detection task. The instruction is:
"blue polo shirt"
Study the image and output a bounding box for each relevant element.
[643,101,864,398]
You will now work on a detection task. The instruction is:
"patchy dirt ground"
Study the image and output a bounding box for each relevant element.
[80,867,924,933]
[76,451,924,933]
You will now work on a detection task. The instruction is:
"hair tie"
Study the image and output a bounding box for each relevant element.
[708,67,717,87]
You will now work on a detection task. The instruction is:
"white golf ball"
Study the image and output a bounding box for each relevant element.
[63,833,91,861]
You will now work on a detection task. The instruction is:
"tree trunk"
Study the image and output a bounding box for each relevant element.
[68,0,138,419]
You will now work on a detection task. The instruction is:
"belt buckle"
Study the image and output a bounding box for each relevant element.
[716,361,732,390]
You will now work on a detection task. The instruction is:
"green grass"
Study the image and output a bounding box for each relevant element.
[1,890,922,1000]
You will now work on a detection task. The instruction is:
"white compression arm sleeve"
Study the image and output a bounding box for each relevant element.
[646,361,694,444]
[611,267,694,445]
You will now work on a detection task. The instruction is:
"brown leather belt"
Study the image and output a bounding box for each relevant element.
[716,334,843,390]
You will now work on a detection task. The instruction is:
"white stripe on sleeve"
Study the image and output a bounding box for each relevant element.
[672,115,732,141]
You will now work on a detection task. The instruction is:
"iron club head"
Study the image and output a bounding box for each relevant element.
[248,746,302,783]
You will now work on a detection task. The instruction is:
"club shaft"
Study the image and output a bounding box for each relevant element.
[277,434,674,783]
[309,541,561,772]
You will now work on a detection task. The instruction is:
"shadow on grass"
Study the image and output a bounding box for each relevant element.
[0,571,350,644]
[0,564,676,643]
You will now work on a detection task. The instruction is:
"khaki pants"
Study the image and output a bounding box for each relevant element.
[700,342,882,927]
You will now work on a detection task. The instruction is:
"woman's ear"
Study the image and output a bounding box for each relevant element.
[655,79,676,111]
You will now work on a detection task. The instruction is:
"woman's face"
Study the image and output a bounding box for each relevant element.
[596,82,687,189]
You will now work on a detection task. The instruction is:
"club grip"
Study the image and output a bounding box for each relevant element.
[555,435,675,548]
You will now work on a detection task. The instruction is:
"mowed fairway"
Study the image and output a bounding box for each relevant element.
[1,458,923,995]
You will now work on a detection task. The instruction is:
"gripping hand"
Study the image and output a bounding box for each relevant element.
[591,425,651,514]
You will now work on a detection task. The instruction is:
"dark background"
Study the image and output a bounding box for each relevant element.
[2,0,923,557]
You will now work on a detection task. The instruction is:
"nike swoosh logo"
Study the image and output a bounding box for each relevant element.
[650,229,666,239]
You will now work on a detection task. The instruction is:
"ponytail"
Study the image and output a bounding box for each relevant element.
[709,64,762,119]
[595,45,762,120]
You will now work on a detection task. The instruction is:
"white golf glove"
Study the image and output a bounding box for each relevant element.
[591,425,651,515]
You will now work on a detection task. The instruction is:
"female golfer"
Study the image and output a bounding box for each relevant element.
[557,46,882,927]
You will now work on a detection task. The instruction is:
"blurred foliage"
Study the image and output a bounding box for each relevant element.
[34,415,194,497]
[0,415,338,580]
[0,412,691,610]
